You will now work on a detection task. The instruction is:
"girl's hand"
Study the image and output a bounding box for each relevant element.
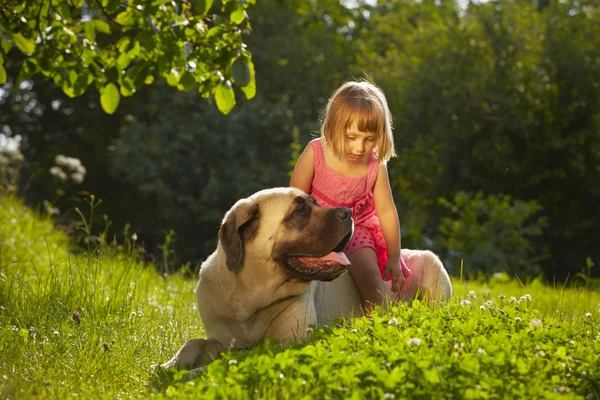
[384,259,404,293]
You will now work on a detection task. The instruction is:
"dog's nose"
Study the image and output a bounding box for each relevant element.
[336,207,352,220]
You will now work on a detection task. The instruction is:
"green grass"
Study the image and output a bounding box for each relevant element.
[1,194,599,399]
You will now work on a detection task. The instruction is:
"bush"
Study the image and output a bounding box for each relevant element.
[433,191,548,278]
[110,91,295,265]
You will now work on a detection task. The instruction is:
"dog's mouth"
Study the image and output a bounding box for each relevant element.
[285,230,353,282]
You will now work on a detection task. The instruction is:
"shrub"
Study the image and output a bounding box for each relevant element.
[434,191,548,278]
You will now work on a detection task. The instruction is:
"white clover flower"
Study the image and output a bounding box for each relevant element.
[350,329,358,333]
[520,294,532,302]
[530,319,543,329]
[407,337,422,346]
[56,155,82,170]
[585,312,592,318]
[514,317,522,322]
[43,201,60,216]
[508,296,518,304]
[383,394,395,400]
[467,290,477,299]
[228,359,237,365]
[479,305,486,311]
[484,300,493,307]
[131,233,138,242]
[71,172,85,184]
[49,166,67,181]
[536,351,545,357]
[388,318,399,326]
[477,348,486,355]
[460,299,471,306]
[54,155,67,166]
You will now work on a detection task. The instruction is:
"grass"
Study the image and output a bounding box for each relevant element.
[1,194,599,399]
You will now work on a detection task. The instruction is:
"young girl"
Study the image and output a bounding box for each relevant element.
[290,80,411,312]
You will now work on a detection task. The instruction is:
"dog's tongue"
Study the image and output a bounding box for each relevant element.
[317,251,350,266]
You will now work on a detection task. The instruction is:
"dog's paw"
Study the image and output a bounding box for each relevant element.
[149,363,171,374]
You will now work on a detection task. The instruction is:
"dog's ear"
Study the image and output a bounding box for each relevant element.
[219,200,260,271]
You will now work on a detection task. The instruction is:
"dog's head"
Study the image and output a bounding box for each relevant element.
[218,187,353,282]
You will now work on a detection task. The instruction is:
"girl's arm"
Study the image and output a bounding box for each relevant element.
[373,164,404,291]
[289,144,315,194]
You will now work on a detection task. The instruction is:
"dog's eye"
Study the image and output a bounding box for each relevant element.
[294,200,311,216]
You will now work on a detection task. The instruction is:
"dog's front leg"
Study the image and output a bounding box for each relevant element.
[161,337,226,370]
[265,292,317,343]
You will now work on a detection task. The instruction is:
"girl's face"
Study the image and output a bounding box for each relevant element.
[344,121,377,163]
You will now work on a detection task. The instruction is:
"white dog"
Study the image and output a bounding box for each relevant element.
[161,188,451,370]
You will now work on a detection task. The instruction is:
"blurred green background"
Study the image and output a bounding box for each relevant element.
[1,0,598,281]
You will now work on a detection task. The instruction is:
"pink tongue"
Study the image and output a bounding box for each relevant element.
[317,251,350,266]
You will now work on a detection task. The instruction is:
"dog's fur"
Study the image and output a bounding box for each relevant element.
[161,188,452,371]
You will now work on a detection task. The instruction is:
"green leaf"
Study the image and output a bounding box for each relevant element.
[94,20,111,34]
[230,7,245,24]
[166,70,180,87]
[0,64,7,84]
[19,58,39,80]
[231,58,250,86]
[1,38,12,53]
[127,41,141,58]
[115,9,135,26]
[192,0,213,16]
[116,53,132,70]
[105,0,120,13]
[100,83,120,114]
[214,81,235,114]
[56,2,72,21]
[178,71,196,92]
[106,66,119,83]
[133,63,150,88]
[68,69,78,85]
[116,37,131,53]
[73,74,91,96]
[83,21,95,39]
[120,78,135,97]
[240,59,256,100]
[13,33,36,54]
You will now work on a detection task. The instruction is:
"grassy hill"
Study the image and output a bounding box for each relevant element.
[1,194,599,399]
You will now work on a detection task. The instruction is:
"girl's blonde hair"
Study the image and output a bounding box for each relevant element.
[320,80,396,163]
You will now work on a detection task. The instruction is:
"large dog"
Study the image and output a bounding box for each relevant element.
[161,187,452,370]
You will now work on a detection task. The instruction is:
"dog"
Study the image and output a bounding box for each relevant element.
[161,187,452,371]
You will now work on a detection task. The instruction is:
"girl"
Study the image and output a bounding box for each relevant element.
[290,80,411,312]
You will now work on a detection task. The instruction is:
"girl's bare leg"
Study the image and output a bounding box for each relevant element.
[347,247,392,314]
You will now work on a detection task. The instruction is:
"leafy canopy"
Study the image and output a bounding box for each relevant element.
[0,0,256,114]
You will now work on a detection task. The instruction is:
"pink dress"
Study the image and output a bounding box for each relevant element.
[308,139,411,279]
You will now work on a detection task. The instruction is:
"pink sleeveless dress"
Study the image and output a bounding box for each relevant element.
[309,139,411,279]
